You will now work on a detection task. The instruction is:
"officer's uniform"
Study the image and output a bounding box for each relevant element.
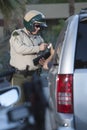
[9,28,44,104]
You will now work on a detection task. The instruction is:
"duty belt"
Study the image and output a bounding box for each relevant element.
[15,68,41,77]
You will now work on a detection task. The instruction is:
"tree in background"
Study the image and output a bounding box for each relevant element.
[0,0,29,36]
[0,0,27,18]
[42,19,65,47]
[68,0,75,16]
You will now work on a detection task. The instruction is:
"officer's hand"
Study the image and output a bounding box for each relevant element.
[39,58,49,70]
[39,43,47,51]
[39,57,46,65]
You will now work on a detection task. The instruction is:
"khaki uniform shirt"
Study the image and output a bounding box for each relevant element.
[9,28,44,71]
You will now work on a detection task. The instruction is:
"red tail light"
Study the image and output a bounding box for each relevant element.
[56,74,73,113]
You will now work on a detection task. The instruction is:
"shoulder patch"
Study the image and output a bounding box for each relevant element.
[13,31,19,36]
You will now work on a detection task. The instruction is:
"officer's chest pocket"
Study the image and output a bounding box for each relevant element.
[23,37,33,46]
[33,36,44,46]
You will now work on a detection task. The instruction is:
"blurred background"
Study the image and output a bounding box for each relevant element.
[0,0,87,72]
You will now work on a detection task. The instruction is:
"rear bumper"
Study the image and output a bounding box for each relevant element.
[55,113,75,130]
[58,127,75,130]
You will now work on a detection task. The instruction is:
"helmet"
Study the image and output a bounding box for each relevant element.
[23,10,47,32]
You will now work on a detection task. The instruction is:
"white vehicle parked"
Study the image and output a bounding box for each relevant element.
[48,8,87,130]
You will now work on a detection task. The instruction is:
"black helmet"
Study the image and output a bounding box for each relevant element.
[23,10,47,32]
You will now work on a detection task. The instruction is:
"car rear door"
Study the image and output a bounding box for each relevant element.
[74,15,87,130]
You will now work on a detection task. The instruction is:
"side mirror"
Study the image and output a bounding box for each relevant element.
[0,86,21,107]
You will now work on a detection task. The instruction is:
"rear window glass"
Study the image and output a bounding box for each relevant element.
[52,21,68,65]
[75,19,87,69]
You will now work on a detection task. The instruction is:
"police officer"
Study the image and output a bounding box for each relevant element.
[9,10,54,104]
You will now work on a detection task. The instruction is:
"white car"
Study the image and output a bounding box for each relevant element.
[48,8,87,130]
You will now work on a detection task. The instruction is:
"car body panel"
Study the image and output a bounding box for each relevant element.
[59,15,78,74]
[74,69,87,130]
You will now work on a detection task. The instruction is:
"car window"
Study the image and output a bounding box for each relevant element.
[52,21,68,65]
[75,19,87,69]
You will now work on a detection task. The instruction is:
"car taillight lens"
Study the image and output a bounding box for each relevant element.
[56,74,73,113]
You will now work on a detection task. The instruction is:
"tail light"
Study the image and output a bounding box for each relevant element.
[56,74,73,113]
